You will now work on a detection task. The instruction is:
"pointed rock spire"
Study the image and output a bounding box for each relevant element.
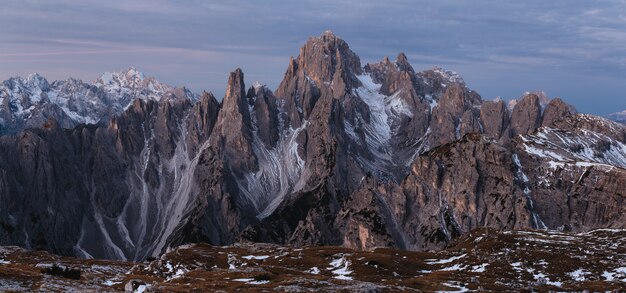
[225,68,246,104]
[209,68,257,174]
[396,52,414,73]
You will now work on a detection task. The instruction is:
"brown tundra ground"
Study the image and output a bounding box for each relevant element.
[0,228,625,292]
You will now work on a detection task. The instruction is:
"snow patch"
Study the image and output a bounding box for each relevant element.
[440,281,470,292]
[307,267,320,274]
[233,278,270,285]
[471,263,488,272]
[103,280,121,286]
[328,255,353,280]
[134,284,149,293]
[242,255,270,260]
[568,269,591,281]
[425,253,466,264]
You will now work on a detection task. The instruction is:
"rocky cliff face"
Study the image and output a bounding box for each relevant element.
[0,31,625,260]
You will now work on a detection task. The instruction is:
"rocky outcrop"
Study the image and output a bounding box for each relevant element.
[208,69,257,175]
[247,85,280,148]
[541,98,576,127]
[380,134,532,250]
[480,99,510,140]
[185,91,220,158]
[510,93,543,136]
[429,84,482,146]
[513,116,626,231]
[0,94,218,260]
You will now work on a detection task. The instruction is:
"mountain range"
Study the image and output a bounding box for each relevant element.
[0,31,625,261]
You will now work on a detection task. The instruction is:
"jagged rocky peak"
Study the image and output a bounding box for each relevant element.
[184,90,220,158]
[480,98,510,140]
[1,73,50,102]
[25,73,51,92]
[296,30,361,87]
[428,82,483,146]
[94,66,145,87]
[412,66,468,107]
[93,66,188,102]
[395,52,413,72]
[510,92,543,136]
[507,91,549,111]
[209,68,257,174]
[541,97,577,127]
[225,68,246,103]
[364,52,417,96]
[247,82,280,148]
[3,73,49,92]
[416,66,465,88]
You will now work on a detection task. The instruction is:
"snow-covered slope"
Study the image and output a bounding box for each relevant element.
[520,115,626,169]
[0,68,196,135]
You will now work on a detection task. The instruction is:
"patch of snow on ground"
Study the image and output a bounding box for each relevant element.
[248,280,270,285]
[242,255,270,260]
[227,253,237,270]
[165,262,174,273]
[328,255,353,280]
[533,272,562,287]
[603,271,616,281]
[568,269,590,281]
[440,281,470,292]
[603,267,626,282]
[103,280,121,286]
[135,284,148,293]
[546,280,562,287]
[167,267,188,280]
[471,263,488,272]
[233,278,270,285]
[308,267,320,274]
[441,263,467,271]
[425,253,466,264]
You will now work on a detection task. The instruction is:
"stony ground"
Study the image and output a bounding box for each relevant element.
[0,228,625,292]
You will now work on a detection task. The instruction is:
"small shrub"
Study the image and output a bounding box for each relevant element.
[253,273,271,282]
[41,264,81,280]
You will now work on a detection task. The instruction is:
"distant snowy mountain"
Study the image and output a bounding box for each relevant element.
[0,68,196,135]
[607,110,626,124]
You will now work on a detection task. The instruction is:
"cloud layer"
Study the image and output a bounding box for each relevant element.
[1,0,624,114]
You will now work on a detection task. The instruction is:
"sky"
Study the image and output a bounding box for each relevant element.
[0,0,625,115]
